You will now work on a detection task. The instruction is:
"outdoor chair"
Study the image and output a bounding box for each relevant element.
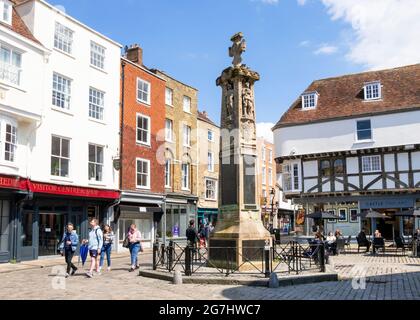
[356,236,371,253]
[395,236,410,254]
[303,240,322,266]
[372,237,385,254]
[344,236,352,252]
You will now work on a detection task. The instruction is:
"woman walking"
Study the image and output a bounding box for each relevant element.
[99,224,114,272]
[59,222,79,278]
[125,224,142,272]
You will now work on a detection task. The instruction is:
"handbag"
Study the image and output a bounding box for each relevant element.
[123,236,130,248]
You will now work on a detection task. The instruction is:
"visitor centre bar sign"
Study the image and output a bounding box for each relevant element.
[360,197,415,210]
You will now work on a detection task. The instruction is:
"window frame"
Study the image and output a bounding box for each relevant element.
[302,92,318,110]
[4,122,16,163]
[0,44,22,86]
[181,162,190,191]
[183,95,191,113]
[165,87,173,106]
[136,158,150,189]
[205,178,217,200]
[361,155,381,173]
[51,135,71,178]
[268,167,273,186]
[364,81,382,101]
[136,113,151,146]
[262,165,266,185]
[0,1,12,25]
[52,72,72,110]
[183,124,191,147]
[208,129,214,142]
[88,143,104,182]
[165,119,173,142]
[356,119,373,142]
[282,162,301,192]
[54,22,74,55]
[136,78,151,105]
[207,152,214,172]
[90,41,106,70]
[89,87,105,121]
[164,158,172,188]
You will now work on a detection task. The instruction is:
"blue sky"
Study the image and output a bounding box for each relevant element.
[49,0,420,141]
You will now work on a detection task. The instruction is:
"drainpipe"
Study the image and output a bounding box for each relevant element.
[120,60,126,193]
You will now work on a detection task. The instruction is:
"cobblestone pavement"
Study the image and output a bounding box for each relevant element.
[0,251,419,300]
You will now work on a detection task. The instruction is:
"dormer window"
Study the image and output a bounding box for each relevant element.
[302,92,318,110]
[364,81,381,101]
[0,0,12,25]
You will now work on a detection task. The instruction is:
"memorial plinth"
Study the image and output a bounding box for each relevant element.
[209,33,271,270]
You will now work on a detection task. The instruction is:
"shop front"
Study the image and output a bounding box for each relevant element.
[159,195,197,243]
[16,181,119,262]
[0,174,28,263]
[197,208,218,226]
[277,209,294,234]
[359,195,419,240]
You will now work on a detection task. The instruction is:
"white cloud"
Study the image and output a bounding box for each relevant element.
[320,0,420,70]
[297,0,307,5]
[314,44,338,55]
[299,40,310,47]
[252,0,279,4]
[256,122,275,143]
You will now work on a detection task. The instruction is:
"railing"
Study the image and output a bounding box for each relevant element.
[153,240,326,277]
[0,63,21,86]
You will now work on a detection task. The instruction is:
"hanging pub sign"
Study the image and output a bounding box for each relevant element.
[296,209,305,226]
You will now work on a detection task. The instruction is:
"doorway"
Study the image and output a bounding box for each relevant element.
[38,213,65,256]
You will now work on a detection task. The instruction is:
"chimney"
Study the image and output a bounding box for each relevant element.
[126,44,143,65]
[202,111,208,118]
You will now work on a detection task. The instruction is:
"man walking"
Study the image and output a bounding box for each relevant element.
[83,219,103,278]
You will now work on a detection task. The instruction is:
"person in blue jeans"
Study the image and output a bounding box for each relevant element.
[99,224,114,272]
[125,224,142,272]
[59,222,79,278]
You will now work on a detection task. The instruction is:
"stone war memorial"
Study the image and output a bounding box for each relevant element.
[209,32,271,270]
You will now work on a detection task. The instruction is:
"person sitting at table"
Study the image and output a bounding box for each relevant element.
[334,229,343,239]
[326,232,337,255]
[374,230,382,238]
[357,229,371,252]
[314,231,325,242]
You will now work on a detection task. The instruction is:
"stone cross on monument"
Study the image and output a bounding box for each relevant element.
[209,33,271,270]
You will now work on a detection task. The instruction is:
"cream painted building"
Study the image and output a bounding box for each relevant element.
[197,110,219,225]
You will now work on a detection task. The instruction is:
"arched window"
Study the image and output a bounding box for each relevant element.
[334,159,344,176]
[321,160,331,177]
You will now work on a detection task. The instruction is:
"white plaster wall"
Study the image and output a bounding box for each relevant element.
[397,153,409,171]
[384,154,395,172]
[412,152,420,170]
[274,110,420,158]
[0,18,47,179]
[346,157,358,174]
[304,178,317,193]
[17,1,121,189]
[303,160,317,177]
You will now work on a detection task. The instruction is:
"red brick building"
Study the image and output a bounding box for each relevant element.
[115,45,166,250]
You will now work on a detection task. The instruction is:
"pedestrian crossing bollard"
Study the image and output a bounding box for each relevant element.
[268,273,279,288]
[173,269,183,285]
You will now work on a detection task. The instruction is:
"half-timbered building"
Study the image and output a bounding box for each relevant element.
[273,64,420,239]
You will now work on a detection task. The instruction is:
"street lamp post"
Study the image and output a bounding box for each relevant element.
[270,188,276,229]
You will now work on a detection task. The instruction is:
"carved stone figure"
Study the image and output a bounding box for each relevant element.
[229,32,246,67]
[242,81,254,118]
[226,93,234,118]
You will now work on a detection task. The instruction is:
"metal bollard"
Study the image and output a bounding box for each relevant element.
[185,245,192,276]
[153,242,159,270]
[319,242,326,272]
[160,243,165,266]
[264,247,271,278]
[168,240,174,271]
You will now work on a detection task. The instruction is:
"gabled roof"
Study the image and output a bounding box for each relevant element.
[0,6,41,45]
[273,63,420,129]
